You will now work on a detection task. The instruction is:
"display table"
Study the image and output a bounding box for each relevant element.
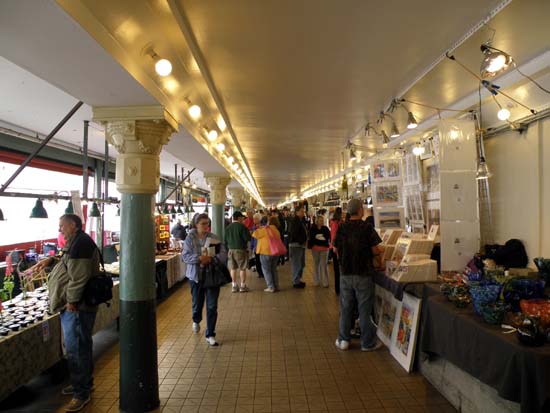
[419,283,550,413]
[155,253,184,290]
[373,271,424,300]
[0,281,120,402]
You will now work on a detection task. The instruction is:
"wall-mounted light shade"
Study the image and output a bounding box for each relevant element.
[64,200,74,214]
[407,112,418,129]
[0,208,5,221]
[30,199,48,219]
[155,58,172,76]
[89,202,101,217]
[390,120,400,138]
[476,156,492,180]
[207,130,218,142]
[480,45,513,78]
[188,105,201,119]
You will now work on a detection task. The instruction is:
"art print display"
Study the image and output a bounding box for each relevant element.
[374,183,401,206]
[402,154,420,186]
[372,163,386,180]
[372,160,401,182]
[376,289,402,347]
[385,160,401,179]
[390,292,422,372]
[374,207,404,230]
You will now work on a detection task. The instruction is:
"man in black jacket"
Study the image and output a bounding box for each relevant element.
[288,205,307,288]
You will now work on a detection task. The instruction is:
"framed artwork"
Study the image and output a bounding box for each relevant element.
[419,140,434,161]
[374,207,404,230]
[402,154,420,186]
[391,238,410,263]
[386,160,401,179]
[373,183,401,206]
[390,292,422,372]
[376,289,402,348]
[372,163,386,180]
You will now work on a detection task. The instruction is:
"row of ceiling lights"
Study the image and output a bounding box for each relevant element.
[147,48,264,206]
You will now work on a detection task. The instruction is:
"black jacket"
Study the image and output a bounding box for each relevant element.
[308,225,331,249]
[288,216,307,245]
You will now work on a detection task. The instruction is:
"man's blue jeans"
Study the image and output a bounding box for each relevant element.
[289,246,305,285]
[60,310,96,400]
[338,275,377,349]
[190,281,220,338]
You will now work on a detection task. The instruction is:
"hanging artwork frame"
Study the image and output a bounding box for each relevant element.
[373,183,401,206]
[374,207,405,230]
[390,292,422,372]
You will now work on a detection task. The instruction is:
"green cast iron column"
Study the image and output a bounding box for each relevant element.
[93,106,177,413]
[119,193,158,412]
[211,203,224,241]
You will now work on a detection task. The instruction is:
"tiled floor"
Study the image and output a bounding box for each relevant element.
[2,255,456,412]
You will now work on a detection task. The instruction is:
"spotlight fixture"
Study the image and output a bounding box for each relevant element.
[207,129,218,142]
[480,44,513,78]
[89,202,101,218]
[476,156,492,180]
[30,199,48,219]
[390,119,400,138]
[188,104,201,119]
[412,143,425,156]
[406,112,418,129]
[349,147,357,161]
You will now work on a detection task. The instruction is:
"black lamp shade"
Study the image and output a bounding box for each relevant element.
[176,205,184,214]
[0,208,5,221]
[162,204,170,214]
[30,199,48,219]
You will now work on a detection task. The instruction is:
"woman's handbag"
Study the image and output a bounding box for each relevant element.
[265,227,287,256]
[199,257,232,288]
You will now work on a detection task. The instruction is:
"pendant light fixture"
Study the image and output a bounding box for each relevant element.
[390,119,400,138]
[406,111,419,129]
[480,44,513,78]
[116,205,120,216]
[0,208,5,221]
[30,199,48,218]
[162,204,170,215]
[176,205,184,214]
[476,156,492,180]
[64,200,74,214]
[89,202,101,217]
[349,147,357,162]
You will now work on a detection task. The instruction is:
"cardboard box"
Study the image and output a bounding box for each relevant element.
[392,259,438,283]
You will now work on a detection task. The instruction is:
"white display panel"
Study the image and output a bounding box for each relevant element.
[440,220,480,271]
[440,171,479,221]
[438,120,477,172]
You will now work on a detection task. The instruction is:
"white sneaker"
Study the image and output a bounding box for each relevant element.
[231,284,239,293]
[335,338,349,351]
[192,322,200,333]
[206,336,219,346]
[263,287,275,293]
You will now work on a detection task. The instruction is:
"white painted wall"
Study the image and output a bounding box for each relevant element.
[484,117,550,262]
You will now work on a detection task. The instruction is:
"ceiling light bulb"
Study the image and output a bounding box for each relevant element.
[407,112,418,129]
[216,143,225,151]
[227,156,234,164]
[412,144,425,156]
[188,105,201,119]
[155,58,172,76]
[232,163,238,170]
[480,44,513,78]
[217,116,226,131]
[497,108,511,121]
[356,174,363,180]
[192,183,197,189]
[208,130,218,142]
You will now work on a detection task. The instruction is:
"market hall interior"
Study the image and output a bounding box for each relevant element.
[0,0,549,413]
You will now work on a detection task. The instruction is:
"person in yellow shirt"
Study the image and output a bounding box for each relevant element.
[252,216,281,293]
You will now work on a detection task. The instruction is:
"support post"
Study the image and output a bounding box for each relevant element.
[205,174,231,242]
[83,120,89,198]
[94,106,177,413]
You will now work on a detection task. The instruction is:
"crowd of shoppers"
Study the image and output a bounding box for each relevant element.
[182,199,384,353]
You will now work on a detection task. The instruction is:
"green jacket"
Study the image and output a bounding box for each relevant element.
[47,230,100,313]
[224,222,251,250]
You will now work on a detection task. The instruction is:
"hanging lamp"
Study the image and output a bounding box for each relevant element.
[89,202,101,217]
[30,199,48,218]
[176,205,184,214]
[162,204,170,214]
[64,200,74,214]
[0,208,5,221]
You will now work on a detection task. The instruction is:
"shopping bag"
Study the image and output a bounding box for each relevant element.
[265,227,287,256]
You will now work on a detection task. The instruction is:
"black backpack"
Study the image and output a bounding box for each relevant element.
[82,248,113,307]
[485,238,528,269]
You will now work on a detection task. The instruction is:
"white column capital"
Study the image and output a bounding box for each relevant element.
[93,106,178,194]
[205,174,231,205]
[229,187,245,208]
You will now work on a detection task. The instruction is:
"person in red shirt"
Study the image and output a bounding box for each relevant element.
[243,208,255,231]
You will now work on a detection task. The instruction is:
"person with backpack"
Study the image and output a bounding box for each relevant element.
[33,214,101,412]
